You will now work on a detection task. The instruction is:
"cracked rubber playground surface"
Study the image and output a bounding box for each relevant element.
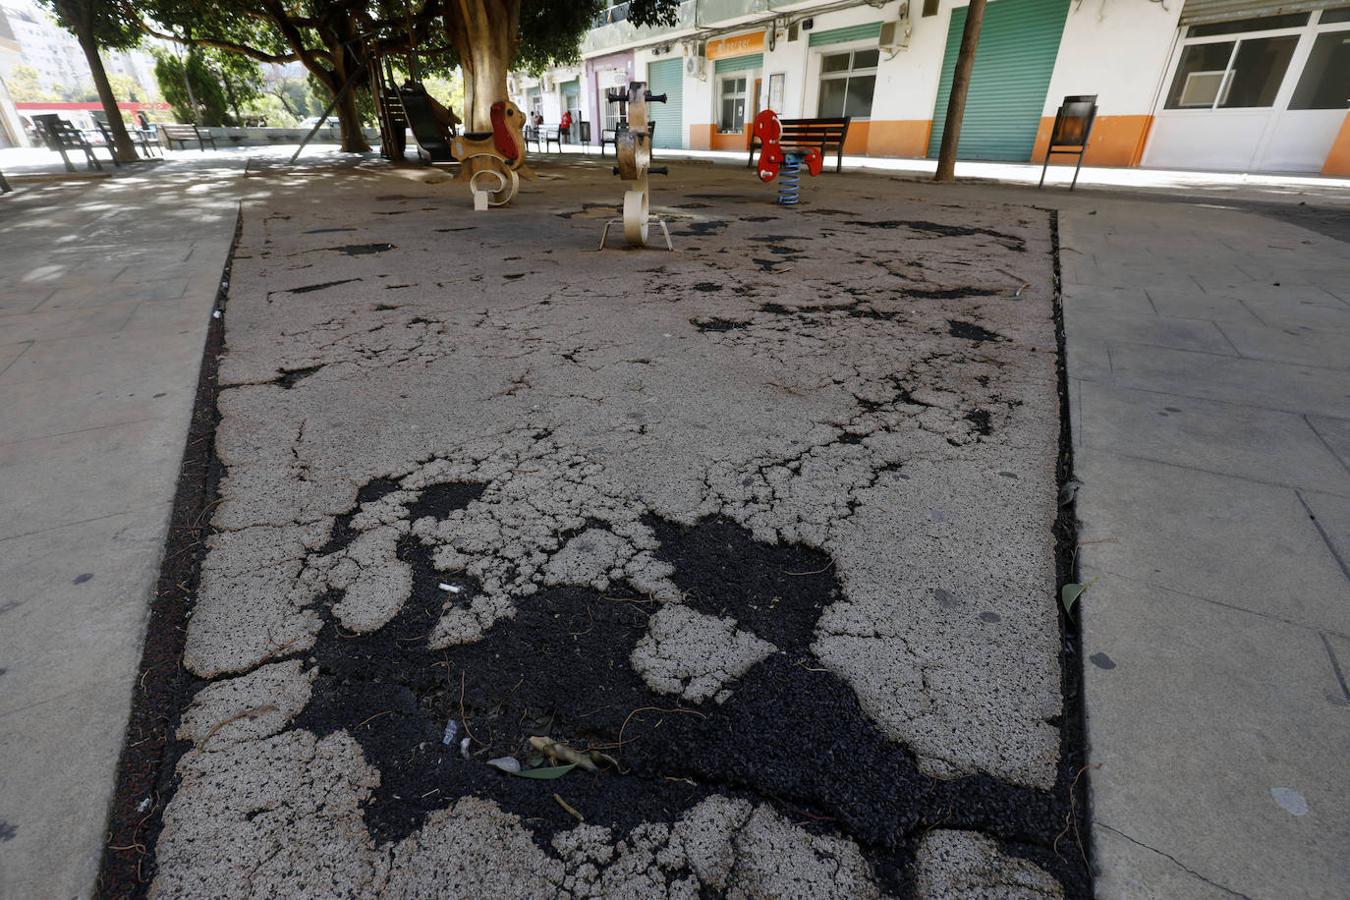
[132,158,1083,897]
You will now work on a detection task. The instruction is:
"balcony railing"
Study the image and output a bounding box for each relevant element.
[583,0,698,55]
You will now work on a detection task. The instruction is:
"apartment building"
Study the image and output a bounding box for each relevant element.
[513,0,1350,177]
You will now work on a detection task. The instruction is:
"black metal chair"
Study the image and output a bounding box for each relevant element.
[32,114,111,172]
[1039,95,1098,191]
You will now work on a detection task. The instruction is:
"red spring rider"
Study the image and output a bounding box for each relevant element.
[754,109,823,185]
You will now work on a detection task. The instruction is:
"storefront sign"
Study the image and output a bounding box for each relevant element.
[706,31,766,61]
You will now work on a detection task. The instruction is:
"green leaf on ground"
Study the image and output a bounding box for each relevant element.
[513,764,578,780]
[1060,580,1095,615]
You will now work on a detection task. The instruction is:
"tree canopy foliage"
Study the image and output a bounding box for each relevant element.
[129,0,680,148]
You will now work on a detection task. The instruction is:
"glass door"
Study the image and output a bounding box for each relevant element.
[1146,9,1350,173]
[1255,9,1350,171]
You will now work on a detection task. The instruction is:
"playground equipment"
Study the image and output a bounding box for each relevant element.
[450,100,528,210]
[598,81,672,250]
[753,109,823,206]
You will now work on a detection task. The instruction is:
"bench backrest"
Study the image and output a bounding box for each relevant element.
[33,114,84,148]
[160,124,199,138]
[775,117,851,147]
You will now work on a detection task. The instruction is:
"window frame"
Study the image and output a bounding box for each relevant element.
[814,45,879,120]
[1161,17,1316,113]
[716,72,751,133]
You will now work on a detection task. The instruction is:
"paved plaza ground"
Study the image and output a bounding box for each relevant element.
[0,146,1347,899]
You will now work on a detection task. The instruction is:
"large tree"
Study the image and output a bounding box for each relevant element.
[135,0,680,151]
[448,0,679,131]
[43,0,141,162]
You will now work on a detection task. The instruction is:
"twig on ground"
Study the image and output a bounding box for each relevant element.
[553,793,584,823]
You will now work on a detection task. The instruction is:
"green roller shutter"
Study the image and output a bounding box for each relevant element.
[928,0,1070,162]
[808,22,882,47]
[647,58,683,149]
[714,53,763,74]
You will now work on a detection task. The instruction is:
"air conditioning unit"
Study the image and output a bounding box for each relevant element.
[685,45,707,79]
[880,2,912,50]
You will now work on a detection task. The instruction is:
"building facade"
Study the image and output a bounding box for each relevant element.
[512,0,1350,177]
[0,0,161,101]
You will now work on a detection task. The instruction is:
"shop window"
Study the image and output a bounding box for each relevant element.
[719,75,748,132]
[1165,35,1298,109]
[1290,30,1350,109]
[817,48,878,118]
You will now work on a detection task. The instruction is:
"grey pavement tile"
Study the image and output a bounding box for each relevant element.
[0,509,165,716]
[1105,342,1350,418]
[1084,576,1350,900]
[0,366,192,444]
[1093,824,1250,900]
[0,301,139,346]
[1138,287,1266,325]
[1060,283,1155,318]
[38,276,190,311]
[1307,415,1350,471]
[0,290,52,317]
[1214,319,1350,370]
[0,678,133,900]
[1076,452,1350,633]
[0,326,207,390]
[1079,381,1350,494]
[1299,491,1350,581]
[1065,308,1235,356]
[1239,295,1350,335]
[0,418,186,540]
[0,341,31,377]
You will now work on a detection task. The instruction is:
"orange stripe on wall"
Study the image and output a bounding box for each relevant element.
[1031,114,1154,168]
[1321,112,1350,178]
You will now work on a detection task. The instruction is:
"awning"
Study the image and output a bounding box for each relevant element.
[1179,0,1344,25]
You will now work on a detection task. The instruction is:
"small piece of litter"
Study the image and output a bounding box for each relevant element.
[439,583,462,594]
[212,309,222,318]
[441,719,457,746]
[553,793,585,823]
[487,756,521,774]
[1271,787,1309,816]
[137,798,151,813]
[459,736,471,759]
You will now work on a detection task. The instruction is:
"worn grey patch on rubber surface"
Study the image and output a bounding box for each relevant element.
[148,160,1074,896]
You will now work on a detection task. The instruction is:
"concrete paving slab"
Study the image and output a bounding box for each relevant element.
[0,509,165,716]
[1299,491,1350,579]
[0,326,208,390]
[0,342,31,376]
[1078,381,1350,494]
[1061,308,1236,357]
[0,418,187,540]
[1213,319,1350,370]
[0,153,243,899]
[0,301,141,346]
[1103,342,1350,418]
[1307,415,1350,470]
[1076,451,1350,633]
[1134,287,1268,325]
[0,680,137,900]
[1082,575,1350,900]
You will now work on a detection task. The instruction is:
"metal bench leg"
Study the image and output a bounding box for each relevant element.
[1038,154,1050,188]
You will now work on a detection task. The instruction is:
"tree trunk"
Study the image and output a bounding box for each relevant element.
[71,3,137,162]
[333,81,370,153]
[446,0,519,132]
[934,0,986,183]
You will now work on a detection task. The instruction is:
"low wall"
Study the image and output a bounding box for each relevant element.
[183,126,382,146]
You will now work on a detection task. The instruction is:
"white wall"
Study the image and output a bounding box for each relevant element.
[1042,0,1181,117]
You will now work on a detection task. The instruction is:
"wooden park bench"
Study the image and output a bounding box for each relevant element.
[32,114,113,172]
[746,116,851,173]
[527,125,565,154]
[600,121,655,157]
[93,120,161,159]
[160,124,218,151]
